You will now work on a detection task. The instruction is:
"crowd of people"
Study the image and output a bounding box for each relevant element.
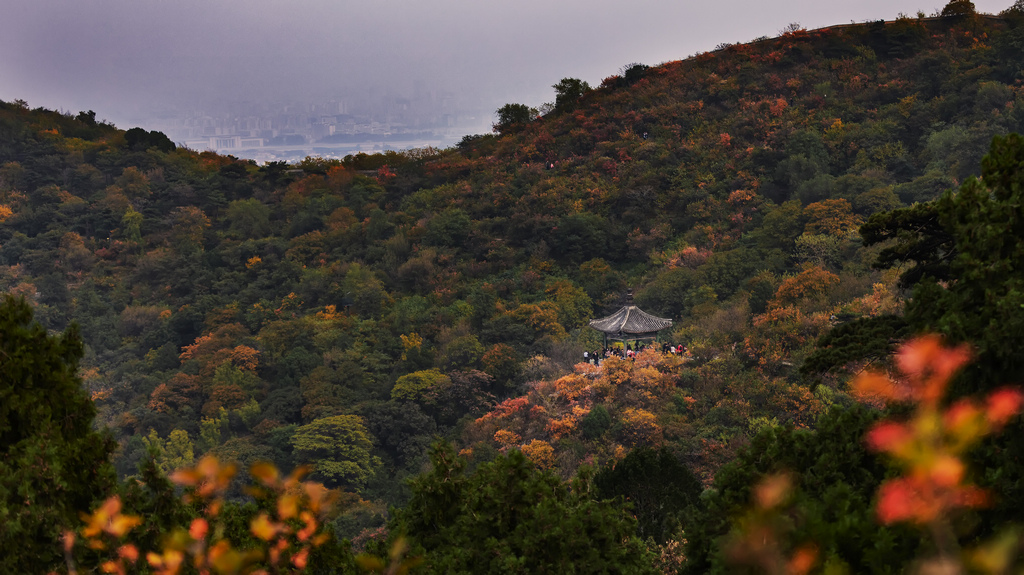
[582,341,690,365]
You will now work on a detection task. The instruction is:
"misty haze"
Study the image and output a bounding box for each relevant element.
[1,0,1011,160]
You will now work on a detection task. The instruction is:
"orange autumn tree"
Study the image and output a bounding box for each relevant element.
[467,348,682,474]
[801,199,861,237]
[771,265,839,307]
[175,324,266,418]
[742,305,828,375]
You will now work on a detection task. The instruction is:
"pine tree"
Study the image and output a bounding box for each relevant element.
[0,296,116,571]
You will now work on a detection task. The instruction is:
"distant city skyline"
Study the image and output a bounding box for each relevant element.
[150,90,495,162]
[1,0,1015,142]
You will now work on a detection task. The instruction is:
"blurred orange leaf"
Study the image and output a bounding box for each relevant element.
[754,473,792,510]
[277,494,299,520]
[250,461,279,487]
[117,544,139,562]
[291,548,309,569]
[787,544,818,575]
[929,455,964,488]
[986,387,1024,426]
[865,421,912,454]
[250,513,280,541]
[188,518,208,541]
[851,371,902,402]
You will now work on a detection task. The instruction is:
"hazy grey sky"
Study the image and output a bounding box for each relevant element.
[0,0,1013,129]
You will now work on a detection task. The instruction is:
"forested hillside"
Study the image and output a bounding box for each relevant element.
[4,5,1024,572]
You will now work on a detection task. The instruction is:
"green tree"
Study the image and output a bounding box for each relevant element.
[199,407,230,452]
[121,205,143,249]
[225,198,272,239]
[860,201,955,290]
[552,78,592,113]
[76,110,97,126]
[904,133,1024,395]
[343,263,391,317]
[141,428,196,475]
[800,315,911,381]
[0,296,116,572]
[169,205,210,255]
[581,404,612,439]
[437,334,484,370]
[594,447,703,544]
[115,166,152,200]
[391,369,452,403]
[124,127,176,153]
[423,207,471,248]
[362,401,437,470]
[493,103,537,135]
[387,442,657,574]
[751,200,805,251]
[291,415,380,489]
[621,63,650,86]
[545,279,593,331]
[941,0,976,16]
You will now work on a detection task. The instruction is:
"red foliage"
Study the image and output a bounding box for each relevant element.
[855,336,1024,527]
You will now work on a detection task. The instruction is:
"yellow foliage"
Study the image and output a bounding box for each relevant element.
[504,301,568,340]
[602,355,633,386]
[546,417,576,440]
[553,374,591,403]
[521,439,556,469]
[546,405,590,440]
[629,366,673,402]
[494,429,522,447]
[315,304,339,321]
[620,407,663,447]
[633,347,667,369]
[573,361,602,378]
[400,332,423,361]
[845,278,902,317]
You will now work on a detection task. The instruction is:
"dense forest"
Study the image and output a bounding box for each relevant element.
[5,2,1024,572]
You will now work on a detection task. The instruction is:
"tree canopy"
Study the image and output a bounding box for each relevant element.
[493,103,536,135]
[387,442,656,574]
[291,415,380,489]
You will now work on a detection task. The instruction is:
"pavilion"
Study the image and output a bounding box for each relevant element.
[588,291,672,349]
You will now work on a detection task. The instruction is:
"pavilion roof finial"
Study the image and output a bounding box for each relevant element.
[626,289,634,305]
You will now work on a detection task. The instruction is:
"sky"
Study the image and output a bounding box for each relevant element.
[0,0,1014,130]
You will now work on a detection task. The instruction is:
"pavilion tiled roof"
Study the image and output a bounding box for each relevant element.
[588,304,672,335]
